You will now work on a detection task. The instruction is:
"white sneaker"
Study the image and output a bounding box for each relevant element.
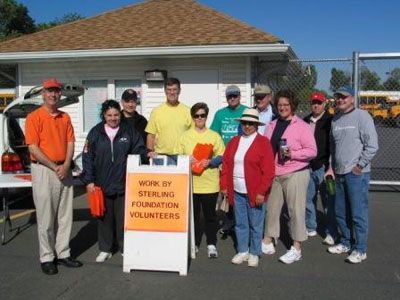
[231,252,249,265]
[328,243,351,254]
[322,234,335,246]
[279,246,302,264]
[207,245,218,259]
[96,251,112,263]
[248,254,259,267]
[261,241,276,255]
[346,250,367,264]
[307,230,317,237]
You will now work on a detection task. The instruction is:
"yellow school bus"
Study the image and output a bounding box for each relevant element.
[326,98,336,115]
[359,91,400,125]
[0,93,15,113]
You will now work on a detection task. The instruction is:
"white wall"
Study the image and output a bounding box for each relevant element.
[19,56,251,154]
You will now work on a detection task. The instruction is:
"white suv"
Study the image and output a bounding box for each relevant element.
[0,84,84,176]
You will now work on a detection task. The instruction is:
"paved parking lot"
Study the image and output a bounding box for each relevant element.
[1,187,399,300]
[371,126,400,182]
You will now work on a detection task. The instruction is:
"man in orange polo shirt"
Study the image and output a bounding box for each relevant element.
[25,78,82,275]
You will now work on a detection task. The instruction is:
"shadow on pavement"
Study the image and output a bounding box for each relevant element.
[70,208,98,258]
[2,212,36,245]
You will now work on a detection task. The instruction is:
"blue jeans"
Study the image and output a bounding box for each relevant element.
[305,166,337,238]
[234,191,265,255]
[335,172,370,253]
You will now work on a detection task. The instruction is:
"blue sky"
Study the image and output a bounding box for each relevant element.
[19,0,399,59]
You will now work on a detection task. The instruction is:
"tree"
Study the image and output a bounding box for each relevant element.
[36,12,83,31]
[0,0,83,39]
[0,0,35,40]
[330,68,351,92]
[359,67,382,90]
[293,64,318,104]
[263,62,318,110]
[383,68,400,91]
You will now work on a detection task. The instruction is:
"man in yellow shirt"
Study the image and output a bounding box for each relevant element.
[145,78,192,163]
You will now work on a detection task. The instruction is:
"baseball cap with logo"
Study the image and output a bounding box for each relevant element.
[334,86,354,97]
[225,85,241,97]
[253,85,272,96]
[43,78,62,89]
[309,91,326,103]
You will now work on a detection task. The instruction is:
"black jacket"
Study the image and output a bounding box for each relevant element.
[81,120,147,196]
[303,112,332,171]
[122,111,148,145]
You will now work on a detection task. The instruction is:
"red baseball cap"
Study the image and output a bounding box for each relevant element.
[43,78,62,89]
[309,91,326,102]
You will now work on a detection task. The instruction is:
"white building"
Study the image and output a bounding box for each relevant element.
[0,0,295,151]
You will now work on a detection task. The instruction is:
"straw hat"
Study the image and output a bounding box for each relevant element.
[235,108,265,125]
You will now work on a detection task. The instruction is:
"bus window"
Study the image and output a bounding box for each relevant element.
[0,93,15,112]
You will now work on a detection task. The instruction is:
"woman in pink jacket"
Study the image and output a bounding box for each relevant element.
[220,108,275,268]
[262,89,317,264]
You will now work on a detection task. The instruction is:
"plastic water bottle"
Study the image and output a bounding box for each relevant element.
[325,175,336,196]
[279,138,288,163]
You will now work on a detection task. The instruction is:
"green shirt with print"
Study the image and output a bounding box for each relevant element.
[210,104,247,145]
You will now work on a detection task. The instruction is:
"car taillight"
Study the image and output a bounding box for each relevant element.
[2,152,24,173]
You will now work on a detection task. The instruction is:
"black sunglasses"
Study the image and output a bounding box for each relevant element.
[227,94,240,100]
[255,94,267,101]
[334,94,348,100]
[193,113,207,119]
[311,100,324,105]
[240,121,256,126]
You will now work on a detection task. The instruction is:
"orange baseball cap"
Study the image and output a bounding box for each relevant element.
[43,78,62,89]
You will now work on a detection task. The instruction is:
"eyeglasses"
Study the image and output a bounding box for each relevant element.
[240,121,256,126]
[227,94,239,100]
[334,95,348,100]
[44,88,61,93]
[277,103,290,108]
[193,113,207,119]
[255,94,267,101]
[311,101,324,105]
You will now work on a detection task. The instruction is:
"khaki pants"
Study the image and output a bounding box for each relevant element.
[31,164,73,263]
[265,168,310,242]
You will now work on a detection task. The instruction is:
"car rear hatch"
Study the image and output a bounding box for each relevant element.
[1,84,84,174]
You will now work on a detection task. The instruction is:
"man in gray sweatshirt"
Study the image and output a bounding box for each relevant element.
[326,85,378,264]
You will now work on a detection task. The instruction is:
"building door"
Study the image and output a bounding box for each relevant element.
[171,70,219,127]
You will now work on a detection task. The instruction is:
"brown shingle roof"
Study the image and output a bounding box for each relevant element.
[0,0,281,53]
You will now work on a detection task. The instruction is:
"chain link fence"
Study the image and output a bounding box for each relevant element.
[356,53,400,184]
[254,53,400,185]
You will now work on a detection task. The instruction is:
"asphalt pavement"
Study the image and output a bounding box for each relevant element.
[1,187,399,300]
[371,126,400,182]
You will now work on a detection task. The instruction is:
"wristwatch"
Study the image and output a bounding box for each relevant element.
[356,164,364,170]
